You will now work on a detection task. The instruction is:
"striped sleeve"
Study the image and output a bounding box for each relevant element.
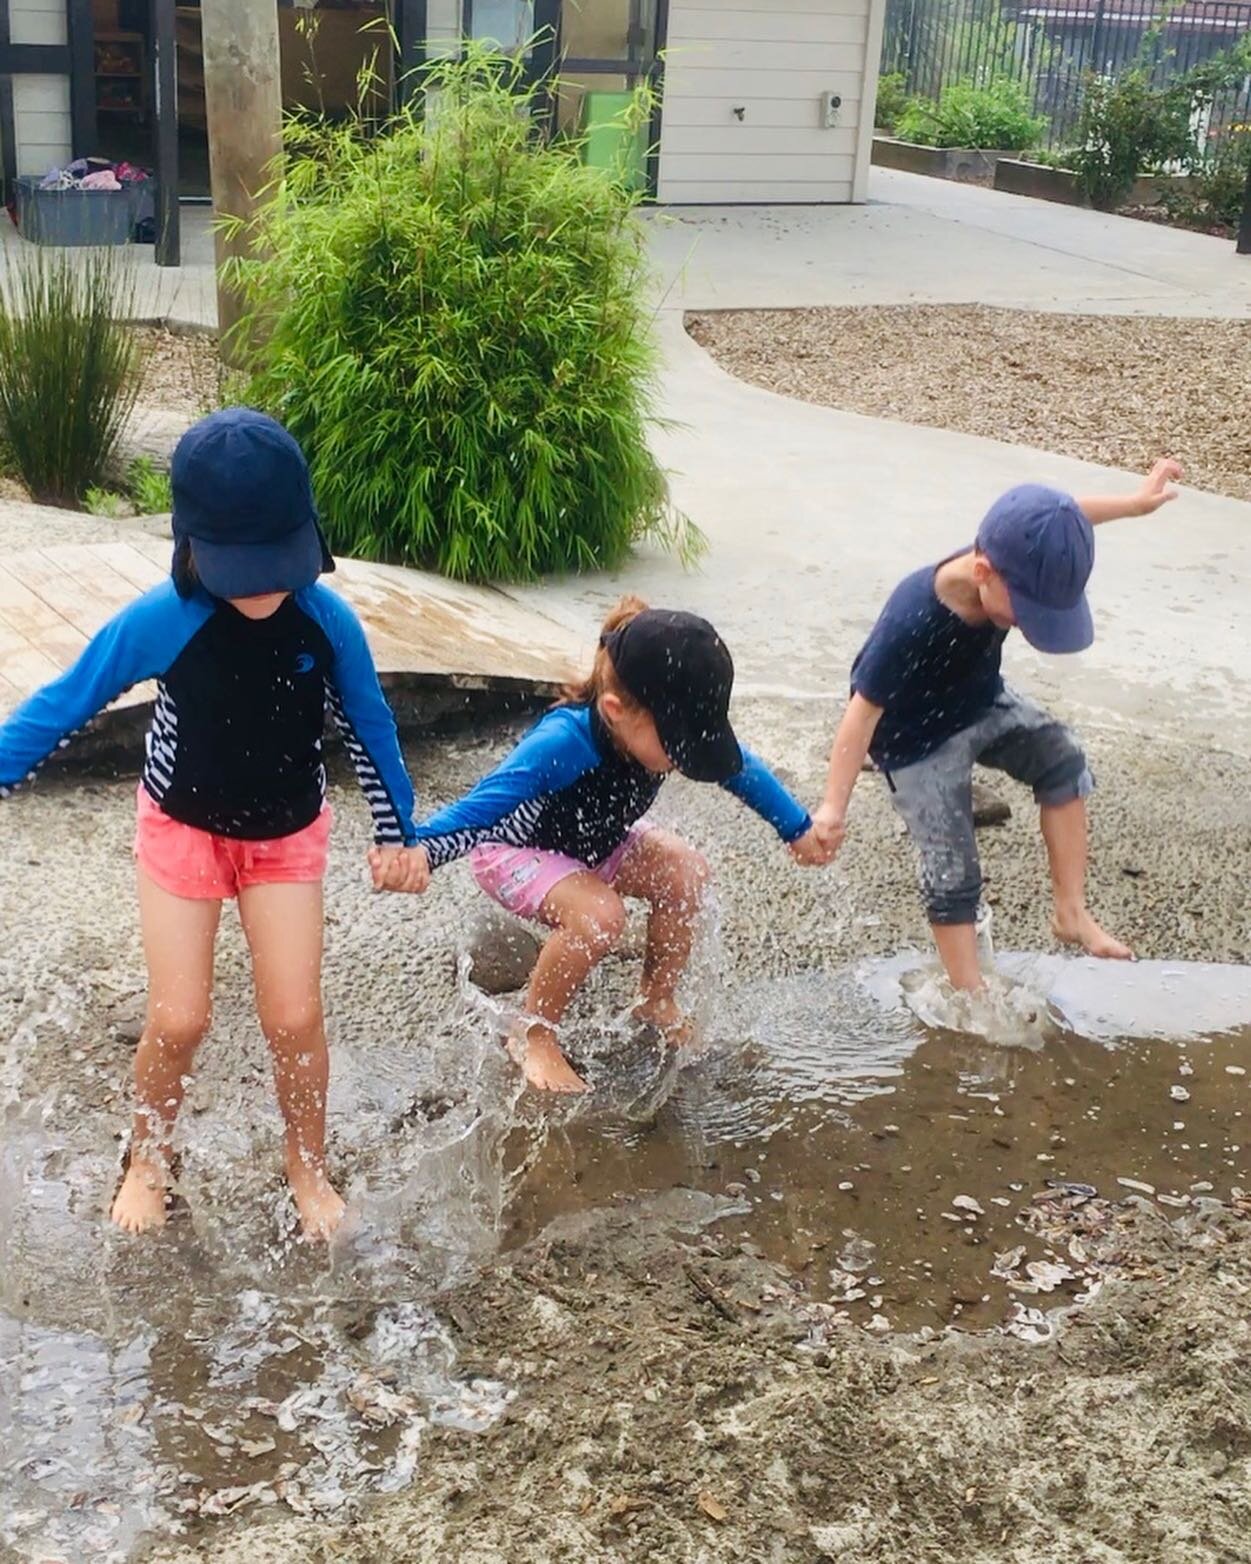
[301,586,418,846]
[414,706,599,869]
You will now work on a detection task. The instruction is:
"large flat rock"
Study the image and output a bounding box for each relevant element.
[0,530,583,720]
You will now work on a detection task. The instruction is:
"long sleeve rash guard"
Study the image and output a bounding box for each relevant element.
[415,702,810,869]
[0,579,417,844]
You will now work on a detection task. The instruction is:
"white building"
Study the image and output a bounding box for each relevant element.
[0,0,884,228]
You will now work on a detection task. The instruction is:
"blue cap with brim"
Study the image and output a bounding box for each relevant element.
[975,484,1095,655]
[170,407,334,600]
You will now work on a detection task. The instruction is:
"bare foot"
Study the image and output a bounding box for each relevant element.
[634,996,694,1049]
[1054,907,1134,961]
[506,1020,589,1094]
[110,1154,171,1235]
[286,1155,347,1241]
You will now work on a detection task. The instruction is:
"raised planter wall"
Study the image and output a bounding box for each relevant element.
[871,136,1018,184]
[994,158,1198,208]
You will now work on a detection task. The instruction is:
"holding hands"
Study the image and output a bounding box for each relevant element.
[789,817,841,867]
[368,843,431,894]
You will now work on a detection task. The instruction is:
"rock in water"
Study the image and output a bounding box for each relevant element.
[465,912,543,995]
[972,780,1011,828]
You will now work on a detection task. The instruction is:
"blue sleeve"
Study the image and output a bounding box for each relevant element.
[0,582,205,792]
[721,747,811,843]
[414,706,599,869]
[301,586,418,847]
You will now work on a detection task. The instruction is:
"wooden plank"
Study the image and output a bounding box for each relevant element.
[90,541,168,594]
[0,564,87,663]
[44,544,150,618]
[0,540,584,720]
[3,550,113,640]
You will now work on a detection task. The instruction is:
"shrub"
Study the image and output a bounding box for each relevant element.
[0,247,140,508]
[875,71,909,133]
[1162,127,1251,230]
[894,77,1046,151]
[225,50,694,582]
[1069,69,1193,210]
[128,455,173,514]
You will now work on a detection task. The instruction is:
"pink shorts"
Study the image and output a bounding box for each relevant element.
[469,826,649,923]
[134,786,332,900]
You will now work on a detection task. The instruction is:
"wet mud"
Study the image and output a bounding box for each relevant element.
[2,698,1251,1562]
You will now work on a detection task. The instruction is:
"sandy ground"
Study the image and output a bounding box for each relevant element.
[686,307,1251,506]
[3,688,1251,1563]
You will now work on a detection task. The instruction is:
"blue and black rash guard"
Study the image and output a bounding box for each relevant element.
[414,702,810,869]
[0,579,417,844]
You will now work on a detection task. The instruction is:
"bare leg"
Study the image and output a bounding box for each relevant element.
[237,880,344,1240]
[111,870,220,1234]
[612,829,709,1043]
[931,922,984,992]
[521,875,627,1094]
[1041,798,1132,960]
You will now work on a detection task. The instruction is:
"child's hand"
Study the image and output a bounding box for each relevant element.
[368,844,430,894]
[789,824,834,867]
[811,802,847,860]
[1134,458,1182,515]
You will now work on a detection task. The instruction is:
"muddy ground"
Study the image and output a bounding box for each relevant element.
[3,676,1251,1563]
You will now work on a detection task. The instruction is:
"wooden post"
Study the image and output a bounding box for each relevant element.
[201,0,282,350]
[150,0,179,266]
[1238,160,1251,257]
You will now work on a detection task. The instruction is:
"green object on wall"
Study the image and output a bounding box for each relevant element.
[581,90,647,191]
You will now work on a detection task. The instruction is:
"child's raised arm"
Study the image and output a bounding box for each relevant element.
[812,692,883,856]
[0,584,205,794]
[1078,458,1181,526]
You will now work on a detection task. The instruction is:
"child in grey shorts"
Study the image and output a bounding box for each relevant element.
[812,460,1181,991]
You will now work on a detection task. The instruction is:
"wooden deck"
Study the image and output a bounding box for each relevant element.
[0,535,585,718]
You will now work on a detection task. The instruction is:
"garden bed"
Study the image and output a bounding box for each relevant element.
[994,158,1198,209]
[871,135,1017,185]
[687,304,1251,505]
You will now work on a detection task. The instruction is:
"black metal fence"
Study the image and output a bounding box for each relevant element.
[880,0,1251,150]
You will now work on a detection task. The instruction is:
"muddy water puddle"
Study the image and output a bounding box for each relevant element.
[506,955,1251,1338]
[4,954,1251,1561]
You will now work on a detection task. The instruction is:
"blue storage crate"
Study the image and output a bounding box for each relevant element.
[15,178,149,247]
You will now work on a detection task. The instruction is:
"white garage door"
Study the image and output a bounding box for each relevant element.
[658,0,882,204]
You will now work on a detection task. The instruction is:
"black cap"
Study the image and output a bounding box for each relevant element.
[602,609,742,783]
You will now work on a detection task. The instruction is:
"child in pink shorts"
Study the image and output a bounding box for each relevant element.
[0,409,427,1240]
[374,596,833,1095]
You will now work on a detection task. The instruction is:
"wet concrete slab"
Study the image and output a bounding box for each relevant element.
[0,530,584,723]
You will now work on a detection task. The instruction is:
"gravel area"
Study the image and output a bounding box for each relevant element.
[133,325,222,416]
[687,305,1251,503]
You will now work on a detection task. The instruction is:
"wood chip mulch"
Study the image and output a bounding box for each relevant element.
[687,304,1251,504]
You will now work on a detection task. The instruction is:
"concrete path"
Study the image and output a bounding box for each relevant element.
[6,167,1249,327]
[514,313,1251,754]
[647,168,1251,317]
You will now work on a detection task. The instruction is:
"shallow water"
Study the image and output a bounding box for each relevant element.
[505,954,1251,1337]
[3,947,1251,1560]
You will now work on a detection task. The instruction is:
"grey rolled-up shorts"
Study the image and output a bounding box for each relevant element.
[882,686,1093,926]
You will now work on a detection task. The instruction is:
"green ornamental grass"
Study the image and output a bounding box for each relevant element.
[0,246,139,508]
[225,51,694,582]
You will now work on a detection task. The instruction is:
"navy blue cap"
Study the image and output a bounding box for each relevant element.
[170,408,333,599]
[603,610,742,783]
[975,484,1094,654]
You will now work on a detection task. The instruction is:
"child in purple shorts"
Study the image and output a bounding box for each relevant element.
[374,596,831,1094]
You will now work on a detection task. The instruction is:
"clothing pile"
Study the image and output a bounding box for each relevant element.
[37,157,151,193]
